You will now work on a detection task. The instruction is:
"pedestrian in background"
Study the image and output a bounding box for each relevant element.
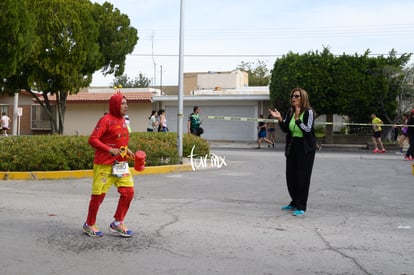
[266,114,276,147]
[158,109,168,132]
[371,113,386,153]
[256,114,273,149]
[83,91,135,238]
[396,113,409,155]
[1,112,11,136]
[188,106,203,136]
[147,110,158,132]
[269,88,317,217]
[124,115,131,134]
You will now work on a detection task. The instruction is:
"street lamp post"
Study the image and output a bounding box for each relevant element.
[177,0,185,163]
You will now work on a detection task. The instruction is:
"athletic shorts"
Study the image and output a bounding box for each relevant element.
[91,164,134,195]
[372,131,382,138]
[258,130,267,138]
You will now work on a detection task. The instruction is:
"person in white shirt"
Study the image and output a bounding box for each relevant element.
[147,110,158,132]
[1,112,11,136]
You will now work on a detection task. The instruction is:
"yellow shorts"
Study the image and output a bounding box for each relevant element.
[92,164,134,195]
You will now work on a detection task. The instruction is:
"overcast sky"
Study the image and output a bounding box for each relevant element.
[91,0,414,87]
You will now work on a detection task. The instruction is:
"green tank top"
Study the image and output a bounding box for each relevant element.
[289,113,304,137]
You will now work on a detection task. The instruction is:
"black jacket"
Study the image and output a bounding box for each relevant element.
[278,108,317,155]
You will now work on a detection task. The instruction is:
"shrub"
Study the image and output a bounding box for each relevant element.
[0,132,209,172]
[314,125,325,138]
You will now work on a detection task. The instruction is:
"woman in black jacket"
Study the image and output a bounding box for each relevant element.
[404,109,414,161]
[269,88,317,216]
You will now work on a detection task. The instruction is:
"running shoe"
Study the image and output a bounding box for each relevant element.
[380,149,386,153]
[292,210,305,216]
[281,205,296,211]
[373,148,379,153]
[109,222,133,237]
[83,223,104,238]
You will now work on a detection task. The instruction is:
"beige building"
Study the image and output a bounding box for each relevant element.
[61,88,156,135]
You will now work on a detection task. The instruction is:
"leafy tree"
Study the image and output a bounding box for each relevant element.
[1,0,138,134]
[371,51,412,122]
[112,73,151,88]
[236,60,271,86]
[0,0,35,85]
[91,2,138,77]
[395,65,414,117]
[269,48,411,142]
[25,0,101,133]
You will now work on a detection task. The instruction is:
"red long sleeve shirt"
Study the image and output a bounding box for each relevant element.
[89,93,129,165]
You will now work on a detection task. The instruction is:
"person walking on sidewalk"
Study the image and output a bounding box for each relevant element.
[268,88,317,217]
[256,114,273,149]
[266,114,276,147]
[188,106,204,136]
[158,109,169,132]
[371,113,386,153]
[147,110,158,132]
[396,113,409,155]
[1,112,11,136]
[83,90,136,238]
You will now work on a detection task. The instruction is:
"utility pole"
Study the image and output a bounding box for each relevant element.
[177,0,185,163]
[160,65,163,93]
[152,32,156,88]
[12,91,19,136]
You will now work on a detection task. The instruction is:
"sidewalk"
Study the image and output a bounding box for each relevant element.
[209,140,369,151]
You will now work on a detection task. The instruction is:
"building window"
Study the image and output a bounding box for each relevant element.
[0,105,9,115]
[31,104,55,130]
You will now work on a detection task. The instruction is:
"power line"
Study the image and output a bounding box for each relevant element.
[128,52,412,58]
[139,24,414,40]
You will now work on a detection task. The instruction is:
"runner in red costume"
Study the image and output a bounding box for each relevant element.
[83,90,136,238]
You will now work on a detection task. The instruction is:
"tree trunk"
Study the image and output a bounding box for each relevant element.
[325,113,334,144]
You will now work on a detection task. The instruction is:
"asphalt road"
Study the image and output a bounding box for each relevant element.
[0,147,413,275]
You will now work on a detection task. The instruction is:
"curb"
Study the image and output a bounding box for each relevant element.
[0,164,194,181]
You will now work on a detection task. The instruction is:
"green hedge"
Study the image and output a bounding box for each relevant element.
[0,132,210,172]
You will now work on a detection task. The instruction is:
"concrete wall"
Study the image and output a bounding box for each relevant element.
[63,102,154,136]
[197,71,248,90]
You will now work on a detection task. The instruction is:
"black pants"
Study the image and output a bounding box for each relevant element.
[285,138,315,211]
[406,134,414,157]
